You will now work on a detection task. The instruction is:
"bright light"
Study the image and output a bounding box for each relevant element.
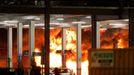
[109,23,127,26]
[118,39,124,48]
[50,22,60,25]
[72,21,86,24]
[50,52,62,67]
[34,48,40,52]
[35,23,44,26]
[56,18,64,21]
[23,25,29,28]
[42,27,55,29]
[34,48,42,67]
[85,16,91,19]
[81,25,91,28]
[0,22,5,25]
[22,16,40,20]
[109,23,127,28]
[4,20,18,23]
[122,19,129,21]
[50,23,70,27]
[100,28,107,31]
[34,56,41,67]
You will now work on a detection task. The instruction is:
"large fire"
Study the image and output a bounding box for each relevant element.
[100,28,128,49]
[0,27,128,75]
[34,28,89,75]
[33,28,128,75]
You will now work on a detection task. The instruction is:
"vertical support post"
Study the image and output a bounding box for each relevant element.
[44,0,50,75]
[8,27,13,68]
[89,15,97,75]
[129,10,134,74]
[44,13,50,75]
[17,23,23,64]
[29,21,35,67]
[96,22,100,48]
[129,9,134,47]
[62,28,66,68]
[91,15,97,48]
[76,24,82,75]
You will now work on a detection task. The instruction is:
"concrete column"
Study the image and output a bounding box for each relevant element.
[17,23,23,63]
[76,24,82,75]
[7,27,13,68]
[29,21,35,67]
[62,28,66,68]
[96,22,100,48]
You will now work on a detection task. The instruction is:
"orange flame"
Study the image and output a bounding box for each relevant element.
[34,48,42,67]
[34,28,88,75]
[33,28,128,75]
[118,39,124,48]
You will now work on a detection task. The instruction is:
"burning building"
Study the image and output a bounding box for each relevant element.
[0,14,129,75]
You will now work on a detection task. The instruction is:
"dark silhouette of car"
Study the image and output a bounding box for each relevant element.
[49,67,74,75]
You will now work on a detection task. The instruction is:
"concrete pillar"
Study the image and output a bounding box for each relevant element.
[17,23,23,63]
[29,21,35,67]
[7,27,13,68]
[76,24,82,75]
[62,28,66,68]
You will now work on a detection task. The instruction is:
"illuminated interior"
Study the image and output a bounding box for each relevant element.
[0,14,129,75]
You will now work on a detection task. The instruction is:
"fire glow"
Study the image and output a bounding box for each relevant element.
[0,28,129,74]
[34,28,89,75]
[32,28,128,75]
[0,27,128,74]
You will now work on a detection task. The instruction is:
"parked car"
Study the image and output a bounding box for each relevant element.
[49,67,74,75]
